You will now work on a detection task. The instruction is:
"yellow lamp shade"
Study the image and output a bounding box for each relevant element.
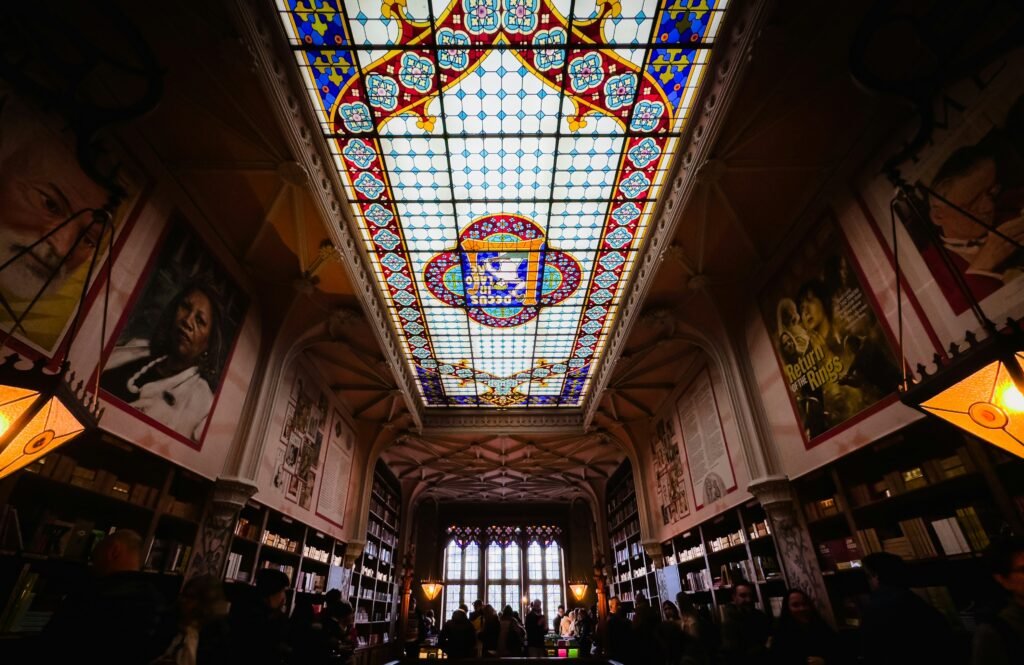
[0,383,88,478]
[421,580,444,601]
[910,350,1024,459]
[568,581,588,602]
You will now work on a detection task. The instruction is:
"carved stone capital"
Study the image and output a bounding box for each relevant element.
[212,476,259,511]
[747,475,794,508]
[641,539,663,563]
[344,540,366,567]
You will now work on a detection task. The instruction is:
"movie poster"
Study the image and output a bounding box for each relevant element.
[0,83,145,355]
[758,217,901,445]
[859,50,1024,321]
[99,217,248,446]
[651,414,689,526]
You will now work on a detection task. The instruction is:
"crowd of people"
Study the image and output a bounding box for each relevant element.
[32,529,1024,664]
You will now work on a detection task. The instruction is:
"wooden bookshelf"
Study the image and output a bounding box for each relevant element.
[791,418,1023,648]
[350,461,401,651]
[606,460,660,619]
[661,500,786,621]
[0,432,210,636]
[224,501,347,612]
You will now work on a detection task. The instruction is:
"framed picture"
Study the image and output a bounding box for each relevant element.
[98,215,249,447]
[758,214,902,447]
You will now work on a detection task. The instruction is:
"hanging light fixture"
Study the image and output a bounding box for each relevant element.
[0,204,117,478]
[890,179,1024,458]
[568,579,589,602]
[420,579,444,601]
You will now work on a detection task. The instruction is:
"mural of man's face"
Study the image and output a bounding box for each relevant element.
[930,158,998,240]
[0,98,108,299]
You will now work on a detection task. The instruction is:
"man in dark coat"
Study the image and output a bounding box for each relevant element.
[439,608,477,659]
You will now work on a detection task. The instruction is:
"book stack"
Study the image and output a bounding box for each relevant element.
[930,508,989,555]
[296,570,326,593]
[678,543,705,563]
[303,543,330,562]
[719,560,756,587]
[708,529,745,552]
[683,568,712,592]
[955,507,990,551]
[748,519,771,540]
[753,555,781,582]
[897,518,938,558]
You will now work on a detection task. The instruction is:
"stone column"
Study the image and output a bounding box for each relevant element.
[399,550,415,638]
[186,476,258,579]
[593,552,609,624]
[748,475,833,624]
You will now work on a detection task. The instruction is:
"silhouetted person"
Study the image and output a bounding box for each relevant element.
[632,595,664,664]
[606,596,634,663]
[720,580,771,665]
[43,529,171,665]
[525,599,548,656]
[677,591,718,657]
[768,589,841,665]
[227,567,291,665]
[972,537,1024,665]
[480,604,500,655]
[439,609,477,659]
[497,605,526,656]
[860,552,956,665]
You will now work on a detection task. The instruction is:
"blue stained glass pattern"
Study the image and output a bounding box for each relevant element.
[277,0,730,408]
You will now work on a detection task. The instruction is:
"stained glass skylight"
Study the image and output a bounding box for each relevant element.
[277,0,728,408]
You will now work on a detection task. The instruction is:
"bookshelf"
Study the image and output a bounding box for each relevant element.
[661,501,786,620]
[224,501,348,614]
[0,432,210,636]
[607,460,660,619]
[349,461,401,651]
[791,418,1023,640]
[350,459,401,651]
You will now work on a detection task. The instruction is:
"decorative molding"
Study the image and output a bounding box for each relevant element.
[229,0,423,430]
[421,411,586,433]
[212,475,259,510]
[583,0,771,427]
[641,539,663,562]
[344,539,367,567]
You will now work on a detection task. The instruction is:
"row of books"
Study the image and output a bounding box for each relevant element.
[261,560,295,583]
[748,519,771,540]
[225,552,250,581]
[363,539,392,563]
[682,568,713,592]
[145,538,192,574]
[367,518,397,546]
[262,529,301,553]
[357,632,390,646]
[611,521,642,546]
[855,508,991,559]
[296,570,327,593]
[846,447,976,506]
[666,543,705,565]
[717,560,756,588]
[357,587,393,602]
[371,479,399,510]
[25,453,162,509]
[303,543,331,563]
[614,540,645,563]
[607,476,636,515]
[609,498,638,527]
[234,516,262,541]
[708,528,745,552]
[803,496,841,522]
[26,516,111,560]
[752,555,782,582]
[368,498,397,529]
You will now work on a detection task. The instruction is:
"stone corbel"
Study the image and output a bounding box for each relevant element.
[344,539,367,568]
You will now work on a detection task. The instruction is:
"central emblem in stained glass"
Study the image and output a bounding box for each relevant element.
[426,215,581,328]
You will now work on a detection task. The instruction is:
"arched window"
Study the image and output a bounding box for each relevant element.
[442,539,480,620]
[485,542,521,611]
[525,541,564,624]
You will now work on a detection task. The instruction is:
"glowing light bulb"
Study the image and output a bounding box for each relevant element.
[998,382,1024,414]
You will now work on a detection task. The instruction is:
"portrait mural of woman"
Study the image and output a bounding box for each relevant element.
[759,216,902,445]
[0,83,143,355]
[99,218,248,445]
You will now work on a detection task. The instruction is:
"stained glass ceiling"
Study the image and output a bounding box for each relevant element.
[277,0,728,408]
